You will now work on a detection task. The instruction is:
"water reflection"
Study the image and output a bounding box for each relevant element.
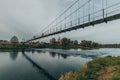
[0,48,119,80]
[35,49,106,59]
[71,53,97,59]
[36,50,42,53]
[22,51,57,80]
[49,51,99,59]
[31,49,35,53]
[49,52,68,59]
[9,50,18,60]
[49,52,56,58]
[61,54,67,59]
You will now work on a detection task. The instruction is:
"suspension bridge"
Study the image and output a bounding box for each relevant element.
[25,0,120,42]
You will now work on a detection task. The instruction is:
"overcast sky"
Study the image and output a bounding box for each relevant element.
[0,0,120,44]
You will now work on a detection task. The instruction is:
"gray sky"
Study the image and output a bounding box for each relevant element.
[0,0,120,44]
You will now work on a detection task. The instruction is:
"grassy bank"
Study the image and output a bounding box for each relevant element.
[59,56,120,80]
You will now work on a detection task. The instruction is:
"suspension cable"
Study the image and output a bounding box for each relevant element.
[39,0,79,35]
[88,0,91,22]
[93,0,94,21]
[78,0,80,25]
[70,7,72,27]
[106,0,108,17]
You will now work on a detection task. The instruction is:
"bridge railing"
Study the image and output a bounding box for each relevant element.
[25,0,120,42]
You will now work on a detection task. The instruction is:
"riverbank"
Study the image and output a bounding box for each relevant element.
[59,56,120,80]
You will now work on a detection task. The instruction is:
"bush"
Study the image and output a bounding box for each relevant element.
[59,57,120,80]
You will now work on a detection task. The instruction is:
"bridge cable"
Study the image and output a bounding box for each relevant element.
[29,0,94,41]
[39,0,79,34]
[93,0,94,22]
[83,3,85,24]
[76,1,78,26]
[78,0,80,25]
[102,0,105,19]
[51,0,91,31]
[88,0,91,23]
[106,0,108,18]
[42,0,90,35]
[70,6,72,27]
[64,12,66,29]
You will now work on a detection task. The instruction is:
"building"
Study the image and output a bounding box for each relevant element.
[10,36,19,43]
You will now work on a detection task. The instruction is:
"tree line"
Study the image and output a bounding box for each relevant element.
[0,37,120,49]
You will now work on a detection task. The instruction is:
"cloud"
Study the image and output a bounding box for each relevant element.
[0,0,120,43]
[0,0,62,40]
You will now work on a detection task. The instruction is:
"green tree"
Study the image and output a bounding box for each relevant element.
[62,37,71,48]
[74,40,78,45]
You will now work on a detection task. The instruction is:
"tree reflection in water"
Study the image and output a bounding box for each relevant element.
[49,52,68,59]
[9,50,19,60]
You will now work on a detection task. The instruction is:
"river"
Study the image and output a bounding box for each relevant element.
[0,48,120,80]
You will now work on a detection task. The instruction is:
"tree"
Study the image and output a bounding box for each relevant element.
[61,37,71,48]
[74,40,78,45]
[50,38,56,44]
[80,40,99,48]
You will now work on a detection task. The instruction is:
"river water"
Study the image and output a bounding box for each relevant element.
[0,48,120,80]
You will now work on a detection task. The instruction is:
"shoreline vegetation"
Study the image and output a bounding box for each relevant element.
[0,38,120,80]
[0,37,120,49]
[59,56,120,80]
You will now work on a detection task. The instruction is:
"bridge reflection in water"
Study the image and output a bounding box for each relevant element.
[22,51,57,80]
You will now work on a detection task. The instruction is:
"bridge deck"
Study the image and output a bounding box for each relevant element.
[26,13,120,42]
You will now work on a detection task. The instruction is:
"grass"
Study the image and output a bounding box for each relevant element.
[59,56,120,80]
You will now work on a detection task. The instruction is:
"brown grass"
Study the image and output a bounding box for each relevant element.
[59,71,74,80]
[98,66,116,80]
